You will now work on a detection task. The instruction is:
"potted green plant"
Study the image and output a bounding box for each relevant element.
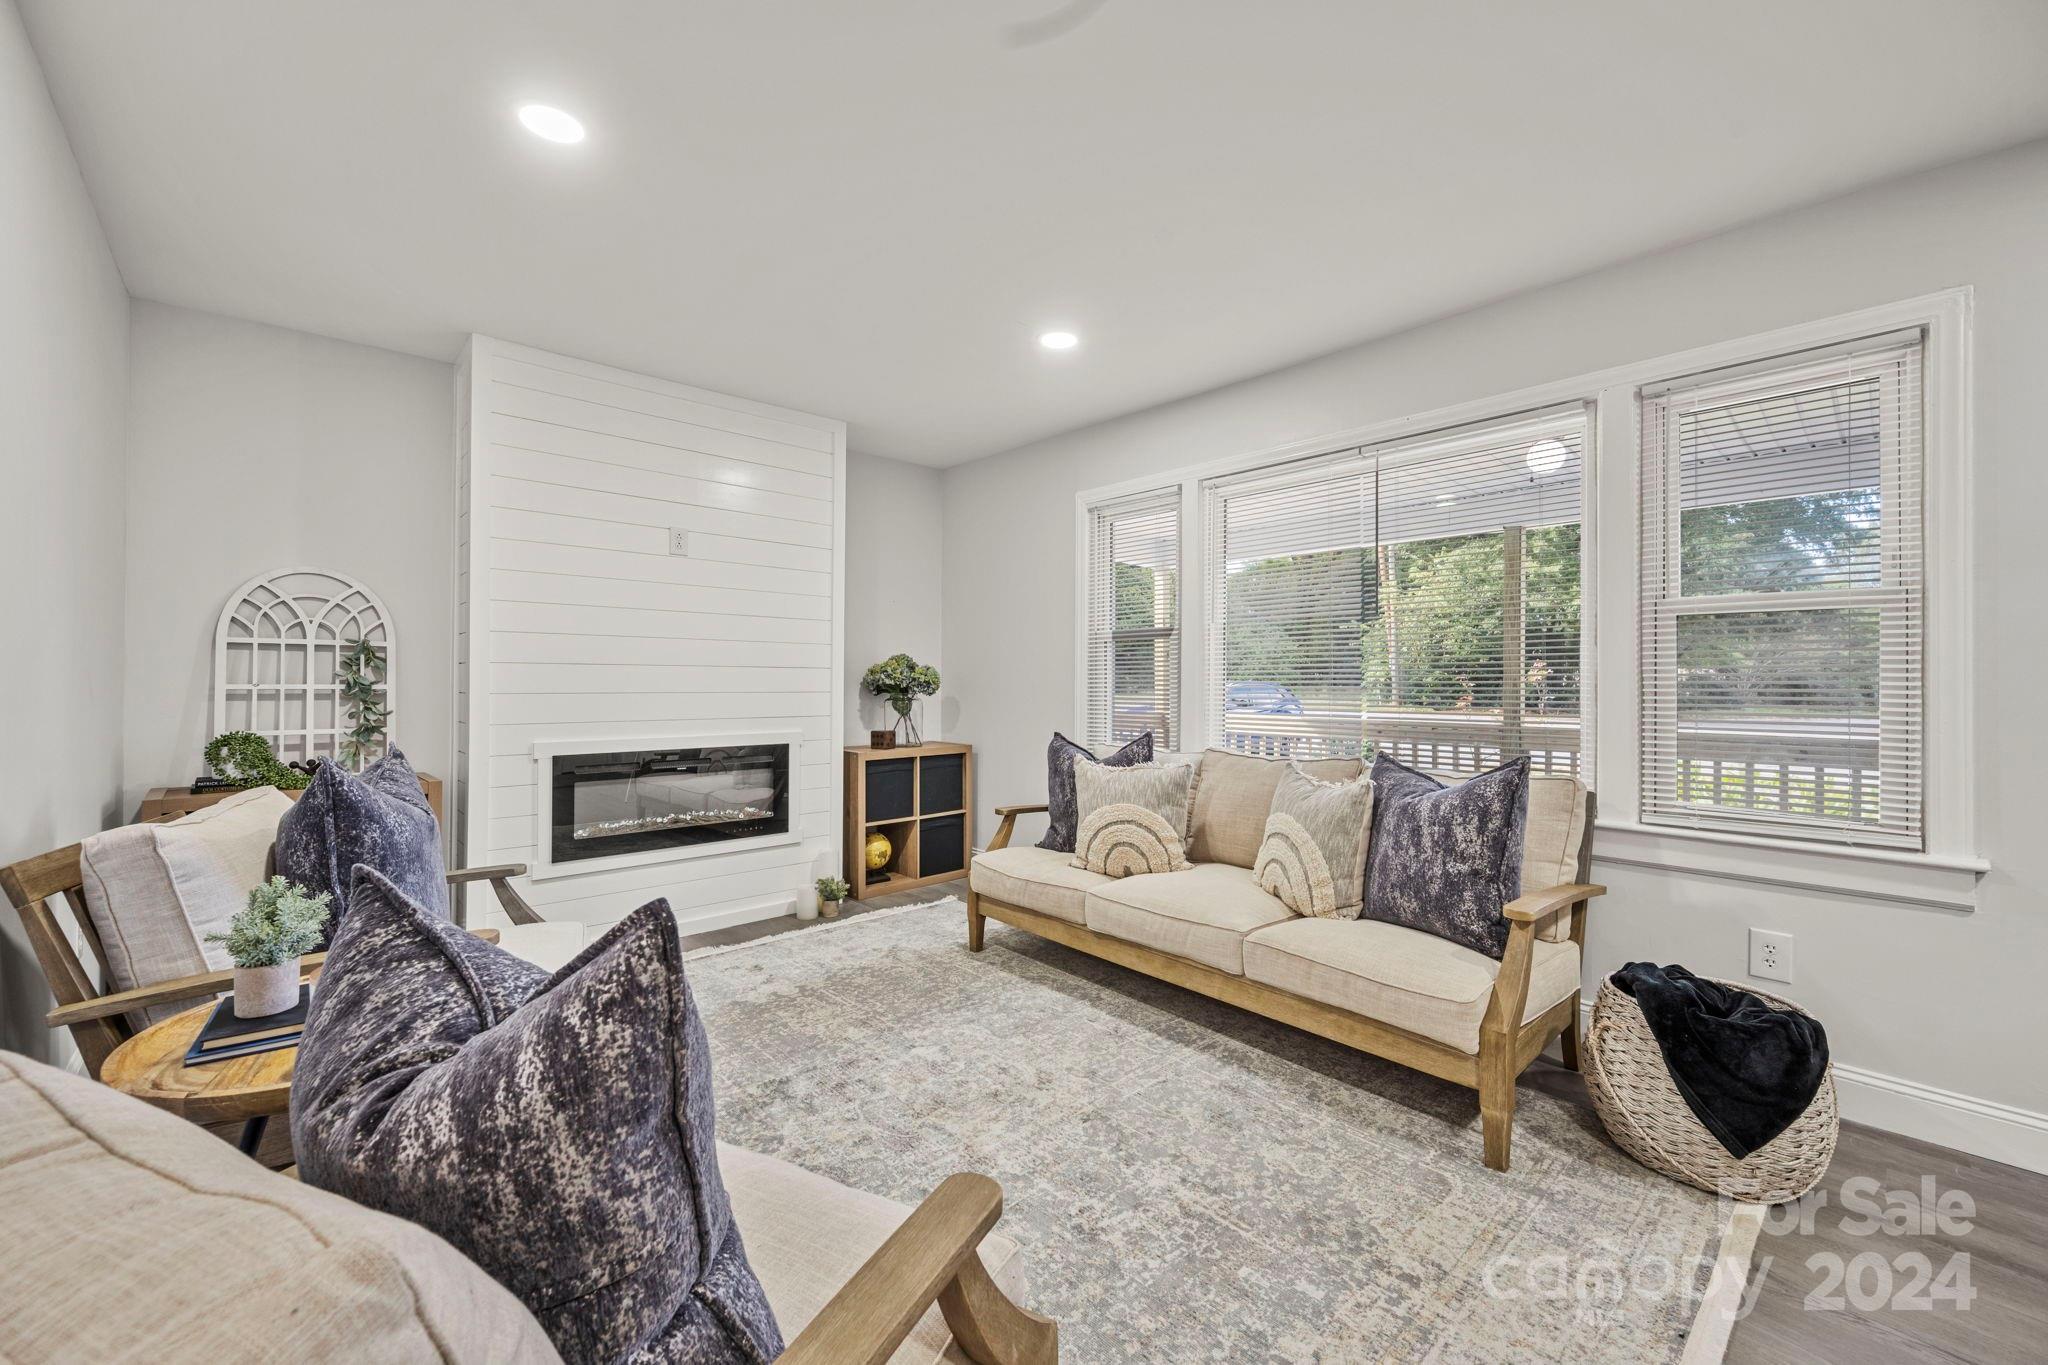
[814,876,850,920]
[861,653,940,746]
[208,877,331,1018]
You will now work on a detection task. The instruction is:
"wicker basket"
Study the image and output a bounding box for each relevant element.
[1583,976,1838,1204]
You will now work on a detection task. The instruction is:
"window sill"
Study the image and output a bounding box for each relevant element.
[1591,819,1986,911]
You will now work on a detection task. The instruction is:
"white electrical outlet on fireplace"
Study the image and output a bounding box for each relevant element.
[669,528,690,555]
[1748,928,1794,983]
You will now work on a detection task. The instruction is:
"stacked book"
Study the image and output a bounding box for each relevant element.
[182,985,312,1066]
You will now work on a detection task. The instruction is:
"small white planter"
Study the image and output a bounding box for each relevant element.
[796,897,819,921]
[233,960,302,1019]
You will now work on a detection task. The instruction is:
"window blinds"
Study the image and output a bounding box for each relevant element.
[1204,409,1586,771]
[1083,489,1181,750]
[1638,331,1923,847]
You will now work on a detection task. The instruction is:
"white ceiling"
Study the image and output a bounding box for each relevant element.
[23,1,2048,466]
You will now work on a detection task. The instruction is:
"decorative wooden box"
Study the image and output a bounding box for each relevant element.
[842,742,973,901]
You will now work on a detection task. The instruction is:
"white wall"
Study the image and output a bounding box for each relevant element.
[121,302,455,815]
[943,138,2048,1164]
[0,0,129,1062]
[458,337,845,935]
[845,450,945,744]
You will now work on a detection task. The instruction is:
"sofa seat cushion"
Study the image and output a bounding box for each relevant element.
[720,1143,1025,1365]
[970,845,1113,925]
[1083,863,1294,975]
[0,1049,560,1363]
[1242,916,1581,1054]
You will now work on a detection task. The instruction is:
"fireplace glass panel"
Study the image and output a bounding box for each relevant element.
[550,744,790,866]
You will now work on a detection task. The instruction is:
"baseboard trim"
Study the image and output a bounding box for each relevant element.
[1575,1000,2048,1175]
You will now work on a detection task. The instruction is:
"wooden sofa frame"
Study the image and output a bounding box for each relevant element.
[966,801,1604,1172]
[2,820,1059,1365]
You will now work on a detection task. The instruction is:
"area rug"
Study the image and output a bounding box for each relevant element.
[688,899,1749,1363]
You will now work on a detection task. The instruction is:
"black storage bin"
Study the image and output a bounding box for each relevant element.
[920,754,964,814]
[920,814,965,877]
[865,758,915,822]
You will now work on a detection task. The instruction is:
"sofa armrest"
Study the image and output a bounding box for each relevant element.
[779,1172,1056,1365]
[985,805,1049,853]
[1501,882,1605,927]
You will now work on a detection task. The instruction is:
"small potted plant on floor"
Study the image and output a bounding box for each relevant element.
[208,876,331,1018]
[815,876,850,920]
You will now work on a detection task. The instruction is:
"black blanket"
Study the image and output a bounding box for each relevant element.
[1610,963,1829,1159]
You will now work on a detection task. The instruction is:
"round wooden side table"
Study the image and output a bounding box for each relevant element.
[100,996,297,1156]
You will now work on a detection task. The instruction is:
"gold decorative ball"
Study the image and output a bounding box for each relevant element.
[864,830,893,871]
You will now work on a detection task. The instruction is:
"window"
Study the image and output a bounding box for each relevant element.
[1203,409,1587,772]
[1082,489,1181,750]
[1638,331,1923,848]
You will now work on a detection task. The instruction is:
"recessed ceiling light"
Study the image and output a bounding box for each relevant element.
[518,104,586,144]
[1038,330,1079,351]
[1525,439,1568,474]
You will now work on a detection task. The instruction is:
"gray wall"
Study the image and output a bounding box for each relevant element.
[942,138,2048,1133]
[845,450,945,743]
[121,301,456,815]
[0,0,130,1062]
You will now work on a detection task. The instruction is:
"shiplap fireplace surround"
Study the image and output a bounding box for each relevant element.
[455,336,847,935]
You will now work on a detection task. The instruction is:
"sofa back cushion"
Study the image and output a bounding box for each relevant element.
[0,1049,560,1363]
[1519,774,1591,942]
[292,868,783,1364]
[77,786,294,1028]
[1188,749,1364,869]
[275,748,445,942]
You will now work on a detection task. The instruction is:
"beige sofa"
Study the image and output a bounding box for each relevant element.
[0,1050,1051,1364]
[967,748,1603,1170]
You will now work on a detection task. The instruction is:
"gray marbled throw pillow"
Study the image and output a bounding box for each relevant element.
[291,868,783,1364]
[275,747,446,942]
[1038,731,1153,853]
[1361,755,1529,958]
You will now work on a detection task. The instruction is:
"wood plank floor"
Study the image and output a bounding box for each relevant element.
[686,879,2048,1362]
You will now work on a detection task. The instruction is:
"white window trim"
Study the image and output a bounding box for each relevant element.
[1074,287,1978,897]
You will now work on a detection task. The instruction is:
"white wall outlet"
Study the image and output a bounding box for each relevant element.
[1748,928,1794,983]
[669,528,690,555]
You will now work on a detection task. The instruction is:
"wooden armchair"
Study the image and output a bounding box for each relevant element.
[780,1170,1057,1364]
[0,819,539,1078]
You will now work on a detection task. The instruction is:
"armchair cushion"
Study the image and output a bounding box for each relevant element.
[719,1143,1025,1365]
[77,786,295,1028]
[276,747,446,941]
[292,869,782,1364]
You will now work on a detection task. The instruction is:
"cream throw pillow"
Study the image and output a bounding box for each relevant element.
[1069,760,1195,878]
[78,787,296,1027]
[1253,764,1374,919]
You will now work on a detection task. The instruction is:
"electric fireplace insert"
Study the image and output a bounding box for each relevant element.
[545,742,792,869]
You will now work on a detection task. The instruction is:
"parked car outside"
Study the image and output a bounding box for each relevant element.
[1224,682,1305,715]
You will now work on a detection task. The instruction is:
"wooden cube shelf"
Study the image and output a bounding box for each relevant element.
[843,742,974,901]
